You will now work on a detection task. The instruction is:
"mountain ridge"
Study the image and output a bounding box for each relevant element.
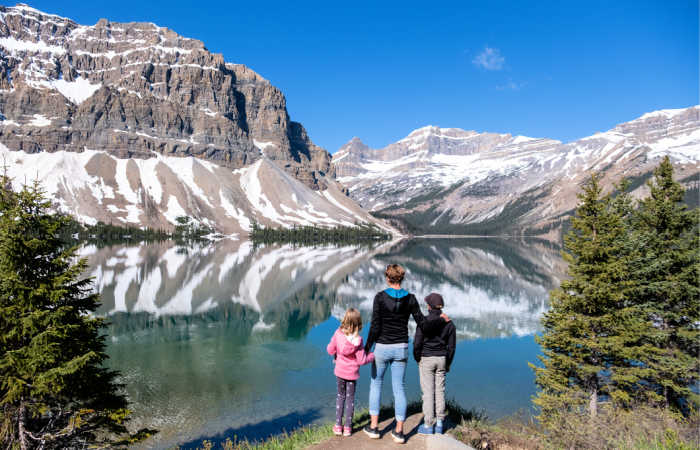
[0,4,395,235]
[333,105,700,238]
[0,3,332,188]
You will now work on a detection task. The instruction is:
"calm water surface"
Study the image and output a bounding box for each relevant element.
[81,238,564,448]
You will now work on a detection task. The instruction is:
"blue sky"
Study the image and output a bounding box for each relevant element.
[32,0,698,152]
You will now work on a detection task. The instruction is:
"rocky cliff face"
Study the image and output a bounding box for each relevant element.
[0,4,332,189]
[333,106,700,238]
[0,4,393,234]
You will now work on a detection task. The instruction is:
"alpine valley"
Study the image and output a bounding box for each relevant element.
[333,106,699,239]
[0,4,697,239]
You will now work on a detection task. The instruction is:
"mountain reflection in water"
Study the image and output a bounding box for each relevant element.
[80,238,562,448]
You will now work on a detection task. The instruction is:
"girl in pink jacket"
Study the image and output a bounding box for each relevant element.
[327,308,374,436]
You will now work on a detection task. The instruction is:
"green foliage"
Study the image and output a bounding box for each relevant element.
[249,221,391,246]
[531,174,636,422]
[0,180,152,448]
[59,218,171,248]
[172,215,217,246]
[531,157,700,430]
[624,157,700,409]
[59,215,218,248]
[455,403,699,450]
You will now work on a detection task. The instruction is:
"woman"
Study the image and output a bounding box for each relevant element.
[362,264,446,444]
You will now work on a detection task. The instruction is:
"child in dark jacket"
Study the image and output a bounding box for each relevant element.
[413,293,456,435]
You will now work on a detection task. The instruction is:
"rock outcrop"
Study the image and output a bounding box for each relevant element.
[0,4,332,189]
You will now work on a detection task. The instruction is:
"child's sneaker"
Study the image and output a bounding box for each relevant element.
[363,424,380,439]
[343,426,352,436]
[333,425,343,436]
[435,420,444,434]
[390,429,405,444]
[417,423,434,435]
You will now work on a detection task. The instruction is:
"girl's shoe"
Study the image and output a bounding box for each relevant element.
[333,425,343,436]
[343,426,352,436]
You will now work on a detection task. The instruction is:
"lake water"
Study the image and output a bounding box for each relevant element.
[81,238,564,448]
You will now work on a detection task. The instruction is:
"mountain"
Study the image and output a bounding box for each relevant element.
[333,106,700,238]
[0,4,388,234]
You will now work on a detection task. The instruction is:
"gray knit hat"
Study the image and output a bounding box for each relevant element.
[424,293,444,309]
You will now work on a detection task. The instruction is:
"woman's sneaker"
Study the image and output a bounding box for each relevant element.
[435,420,444,434]
[333,425,343,436]
[343,426,352,437]
[417,423,434,435]
[390,429,405,444]
[363,424,380,439]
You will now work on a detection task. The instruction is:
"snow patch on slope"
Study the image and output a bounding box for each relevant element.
[41,77,102,104]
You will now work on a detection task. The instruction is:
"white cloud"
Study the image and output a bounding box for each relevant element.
[472,47,505,71]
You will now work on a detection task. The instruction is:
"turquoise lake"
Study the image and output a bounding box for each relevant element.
[81,238,564,448]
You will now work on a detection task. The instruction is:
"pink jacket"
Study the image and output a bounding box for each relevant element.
[326,328,374,380]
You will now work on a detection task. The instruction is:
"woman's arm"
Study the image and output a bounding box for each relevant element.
[409,295,440,334]
[364,293,382,353]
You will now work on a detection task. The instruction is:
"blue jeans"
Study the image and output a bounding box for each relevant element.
[369,344,408,421]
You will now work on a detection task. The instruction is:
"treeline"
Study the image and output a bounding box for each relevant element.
[249,221,392,245]
[531,157,699,435]
[60,215,217,248]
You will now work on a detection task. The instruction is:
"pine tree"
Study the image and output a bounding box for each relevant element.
[0,180,145,448]
[530,175,636,425]
[626,156,700,409]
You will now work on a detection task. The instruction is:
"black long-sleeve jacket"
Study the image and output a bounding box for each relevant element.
[413,309,457,371]
[364,289,439,353]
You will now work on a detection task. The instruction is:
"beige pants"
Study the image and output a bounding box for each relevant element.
[419,356,446,426]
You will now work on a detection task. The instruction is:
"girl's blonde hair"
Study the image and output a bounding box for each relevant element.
[340,308,362,335]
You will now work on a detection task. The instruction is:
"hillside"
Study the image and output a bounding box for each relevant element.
[334,106,699,237]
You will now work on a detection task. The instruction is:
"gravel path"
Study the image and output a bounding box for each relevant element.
[307,413,474,450]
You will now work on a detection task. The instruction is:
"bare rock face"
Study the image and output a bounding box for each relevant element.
[0,4,331,189]
[334,106,700,239]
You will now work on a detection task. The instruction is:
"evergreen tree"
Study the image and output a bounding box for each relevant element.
[530,175,636,424]
[0,181,144,448]
[626,156,700,409]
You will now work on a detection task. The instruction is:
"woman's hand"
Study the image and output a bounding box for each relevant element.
[440,313,450,322]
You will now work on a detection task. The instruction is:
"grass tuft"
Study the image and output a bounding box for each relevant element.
[453,404,700,450]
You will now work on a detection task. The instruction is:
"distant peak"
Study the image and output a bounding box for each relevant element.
[407,125,438,135]
[8,4,68,20]
[634,105,699,122]
[340,136,368,148]
[398,125,478,144]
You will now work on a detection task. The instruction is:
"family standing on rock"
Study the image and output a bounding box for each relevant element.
[326,264,456,444]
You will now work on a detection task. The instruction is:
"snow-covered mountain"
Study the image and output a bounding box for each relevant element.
[334,106,700,238]
[0,144,389,235]
[0,4,392,233]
